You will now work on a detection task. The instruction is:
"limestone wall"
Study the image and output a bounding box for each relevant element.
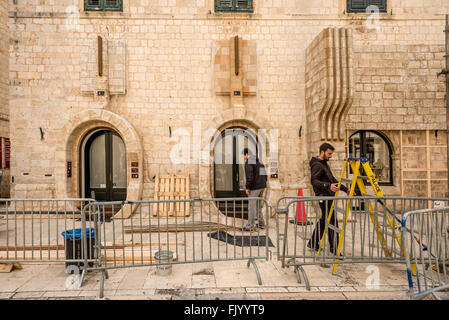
[7,0,449,200]
[0,0,10,198]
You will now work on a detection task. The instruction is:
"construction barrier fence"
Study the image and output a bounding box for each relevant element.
[82,197,271,298]
[402,206,449,300]
[1,196,448,299]
[275,196,449,291]
[0,199,97,285]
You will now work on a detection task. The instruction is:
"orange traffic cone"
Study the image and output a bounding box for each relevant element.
[289,188,312,225]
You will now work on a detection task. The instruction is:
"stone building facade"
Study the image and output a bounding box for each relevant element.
[4,0,449,212]
[0,0,10,198]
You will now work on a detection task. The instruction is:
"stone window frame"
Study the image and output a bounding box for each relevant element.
[214,0,254,13]
[346,0,387,14]
[349,130,394,186]
[84,0,123,12]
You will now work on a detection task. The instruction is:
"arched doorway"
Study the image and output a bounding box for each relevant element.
[83,129,127,201]
[213,127,259,218]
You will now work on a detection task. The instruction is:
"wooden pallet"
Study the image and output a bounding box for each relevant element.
[0,263,22,273]
[153,174,190,217]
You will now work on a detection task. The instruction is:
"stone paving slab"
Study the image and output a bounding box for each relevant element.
[287,286,320,292]
[259,292,348,300]
[0,254,415,300]
[318,286,357,292]
[171,293,261,300]
[11,291,45,299]
[246,287,289,293]
[342,291,410,300]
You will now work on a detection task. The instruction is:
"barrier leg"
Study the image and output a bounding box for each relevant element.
[294,266,302,284]
[247,258,263,285]
[99,269,106,299]
[78,269,86,289]
[295,265,310,291]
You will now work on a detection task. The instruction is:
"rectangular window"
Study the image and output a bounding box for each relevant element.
[85,0,123,12]
[347,0,387,13]
[215,0,253,13]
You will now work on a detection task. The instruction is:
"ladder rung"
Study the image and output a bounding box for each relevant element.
[341,176,370,183]
[327,225,341,233]
[333,207,347,214]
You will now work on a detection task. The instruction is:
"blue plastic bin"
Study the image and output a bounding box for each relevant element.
[61,228,96,270]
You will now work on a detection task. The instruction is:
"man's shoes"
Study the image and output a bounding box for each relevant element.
[307,243,319,252]
[243,225,255,232]
[256,223,266,230]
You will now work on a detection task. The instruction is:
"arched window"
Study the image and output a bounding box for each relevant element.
[349,131,393,185]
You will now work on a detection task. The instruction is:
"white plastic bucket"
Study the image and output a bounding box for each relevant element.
[154,250,173,276]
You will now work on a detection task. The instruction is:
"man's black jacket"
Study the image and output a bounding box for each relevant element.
[310,157,348,196]
[245,155,267,191]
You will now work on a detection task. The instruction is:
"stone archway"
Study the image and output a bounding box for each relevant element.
[198,108,280,208]
[55,109,144,218]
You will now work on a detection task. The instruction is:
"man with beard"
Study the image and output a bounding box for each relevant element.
[307,143,349,255]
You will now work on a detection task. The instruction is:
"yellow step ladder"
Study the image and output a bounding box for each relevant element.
[316,157,416,275]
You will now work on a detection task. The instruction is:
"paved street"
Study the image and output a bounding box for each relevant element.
[0,255,411,300]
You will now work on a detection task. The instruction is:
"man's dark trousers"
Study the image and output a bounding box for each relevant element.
[308,199,339,254]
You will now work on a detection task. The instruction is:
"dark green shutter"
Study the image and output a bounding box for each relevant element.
[85,0,122,11]
[215,0,253,12]
[103,0,123,11]
[349,0,367,11]
[215,0,233,12]
[370,0,386,11]
[347,0,387,13]
[235,0,253,12]
[85,0,101,11]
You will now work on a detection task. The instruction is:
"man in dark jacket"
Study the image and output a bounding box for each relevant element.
[243,148,267,231]
[307,143,348,254]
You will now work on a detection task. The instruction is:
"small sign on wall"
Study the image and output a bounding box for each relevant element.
[5,138,10,169]
[67,162,72,178]
[270,161,279,179]
[131,161,138,179]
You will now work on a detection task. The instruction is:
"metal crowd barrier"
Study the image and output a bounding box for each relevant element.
[0,199,97,287]
[275,196,449,290]
[402,206,449,300]
[83,197,271,298]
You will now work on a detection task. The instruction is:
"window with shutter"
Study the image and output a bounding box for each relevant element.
[215,0,253,13]
[85,0,123,12]
[347,0,386,13]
